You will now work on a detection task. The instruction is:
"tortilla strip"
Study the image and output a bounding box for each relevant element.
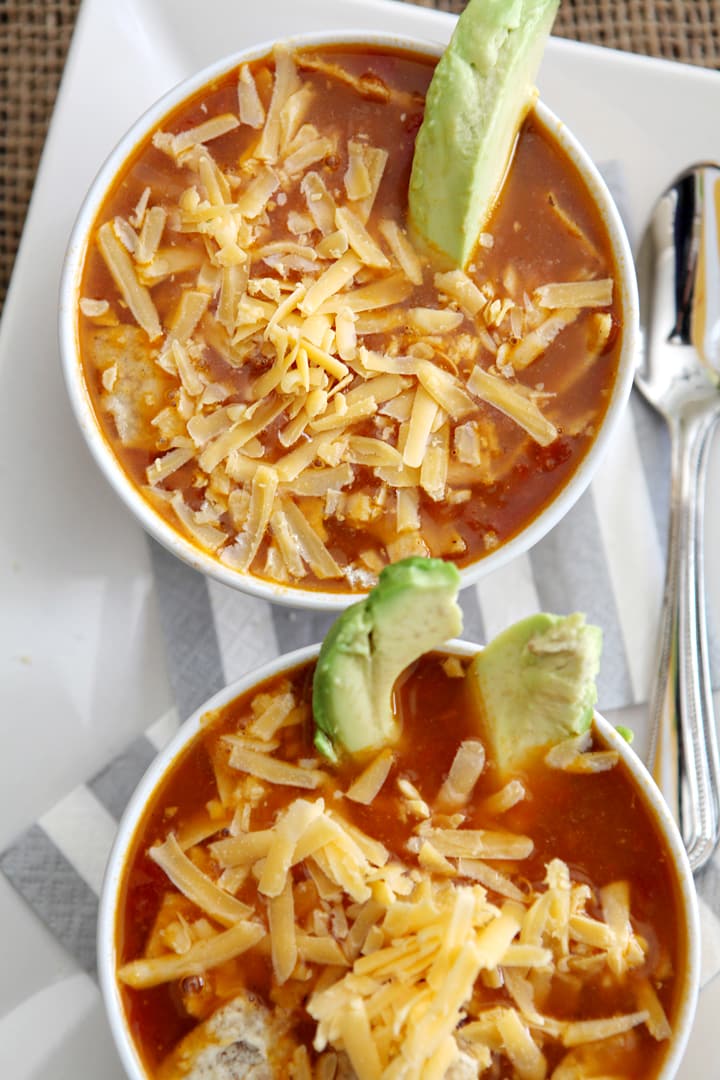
[149,835,252,927]
[118,920,265,988]
[97,222,162,340]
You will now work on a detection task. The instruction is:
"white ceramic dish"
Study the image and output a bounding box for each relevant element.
[98,639,700,1080]
[58,29,639,611]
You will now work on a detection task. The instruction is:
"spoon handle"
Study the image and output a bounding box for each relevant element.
[690,419,720,833]
[651,411,720,871]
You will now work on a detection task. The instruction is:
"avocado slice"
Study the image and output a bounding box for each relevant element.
[469,612,602,774]
[312,557,462,761]
[409,0,560,268]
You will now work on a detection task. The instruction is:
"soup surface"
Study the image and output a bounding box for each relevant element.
[117,655,683,1079]
[78,44,623,593]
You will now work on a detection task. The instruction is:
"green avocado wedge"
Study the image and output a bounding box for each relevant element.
[312,557,462,762]
[468,612,602,775]
[408,0,560,268]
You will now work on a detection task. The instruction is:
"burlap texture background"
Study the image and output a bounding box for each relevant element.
[1,0,719,311]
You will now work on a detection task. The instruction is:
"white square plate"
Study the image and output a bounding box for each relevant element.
[1,0,719,1074]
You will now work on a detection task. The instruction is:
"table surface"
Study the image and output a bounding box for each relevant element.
[1,0,719,312]
[2,1,720,1077]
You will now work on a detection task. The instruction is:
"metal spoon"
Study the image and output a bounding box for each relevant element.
[636,162,720,872]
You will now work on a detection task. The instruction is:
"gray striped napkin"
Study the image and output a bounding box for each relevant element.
[2,165,720,980]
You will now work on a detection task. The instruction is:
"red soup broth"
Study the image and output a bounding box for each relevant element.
[78,44,623,593]
[117,654,684,1079]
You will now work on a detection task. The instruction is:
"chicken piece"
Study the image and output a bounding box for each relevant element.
[157,990,298,1079]
[87,324,171,450]
[156,990,481,1078]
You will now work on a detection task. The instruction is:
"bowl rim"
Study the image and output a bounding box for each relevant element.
[59,30,639,610]
[98,639,700,1080]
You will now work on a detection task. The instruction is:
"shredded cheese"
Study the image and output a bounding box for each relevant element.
[121,660,671,1078]
[82,43,620,594]
[118,920,265,989]
[345,749,395,805]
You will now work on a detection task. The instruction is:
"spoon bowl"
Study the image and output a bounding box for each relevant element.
[637,163,720,419]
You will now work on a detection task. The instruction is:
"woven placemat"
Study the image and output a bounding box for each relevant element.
[0,0,81,312]
[1,0,719,313]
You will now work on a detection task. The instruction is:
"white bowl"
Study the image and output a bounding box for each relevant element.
[59,31,639,610]
[98,640,699,1080]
